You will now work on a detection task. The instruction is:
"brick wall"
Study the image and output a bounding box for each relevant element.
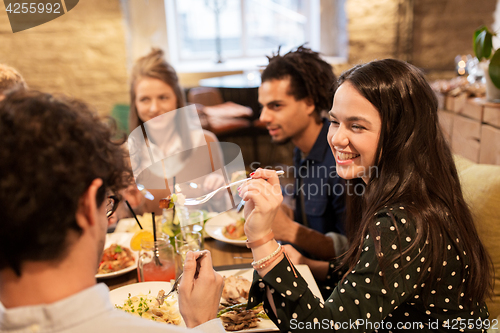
[346,0,399,65]
[0,0,129,115]
[0,0,497,115]
[412,0,497,71]
[346,0,497,71]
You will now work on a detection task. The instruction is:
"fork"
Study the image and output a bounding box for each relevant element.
[156,252,207,305]
[184,170,285,205]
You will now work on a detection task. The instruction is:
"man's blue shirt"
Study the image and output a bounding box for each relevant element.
[293,118,345,235]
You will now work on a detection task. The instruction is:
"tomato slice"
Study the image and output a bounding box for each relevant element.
[227,225,236,234]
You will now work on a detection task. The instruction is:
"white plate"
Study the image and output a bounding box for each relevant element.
[216,265,324,332]
[204,210,246,247]
[96,233,138,279]
[114,217,138,233]
[109,281,185,326]
[109,265,322,332]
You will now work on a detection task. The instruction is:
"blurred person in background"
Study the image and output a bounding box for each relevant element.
[0,90,225,332]
[258,46,346,261]
[121,49,226,220]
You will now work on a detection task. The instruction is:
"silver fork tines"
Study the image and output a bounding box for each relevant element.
[156,252,207,305]
[184,170,284,206]
[156,275,182,306]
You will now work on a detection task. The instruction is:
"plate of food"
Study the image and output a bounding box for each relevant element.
[217,268,272,331]
[109,265,321,331]
[204,210,247,247]
[110,281,183,325]
[217,265,323,331]
[96,232,138,279]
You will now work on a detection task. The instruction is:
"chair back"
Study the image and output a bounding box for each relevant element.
[188,87,224,106]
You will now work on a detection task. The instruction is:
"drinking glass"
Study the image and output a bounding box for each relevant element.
[174,231,203,265]
[187,210,204,232]
[137,238,176,282]
[159,208,179,238]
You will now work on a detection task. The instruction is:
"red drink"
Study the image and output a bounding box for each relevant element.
[138,259,176,282]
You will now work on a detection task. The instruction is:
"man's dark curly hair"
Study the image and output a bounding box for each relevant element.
[261,45,336,122]
[0,90,132,276]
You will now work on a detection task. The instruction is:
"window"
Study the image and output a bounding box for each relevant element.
[165,0,347,70]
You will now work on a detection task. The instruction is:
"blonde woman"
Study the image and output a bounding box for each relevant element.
[126,49,226,215]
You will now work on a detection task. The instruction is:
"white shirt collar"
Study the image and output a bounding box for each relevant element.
[0,283,112,332]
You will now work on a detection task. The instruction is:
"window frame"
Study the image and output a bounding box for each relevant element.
[164,0,348,72]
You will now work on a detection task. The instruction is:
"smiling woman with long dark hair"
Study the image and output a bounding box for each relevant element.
[338,60,491,309]
[238,59,492,332]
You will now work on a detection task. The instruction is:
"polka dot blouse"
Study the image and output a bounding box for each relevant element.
[247,206,489,332]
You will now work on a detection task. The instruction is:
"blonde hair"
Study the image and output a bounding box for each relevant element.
[128,48,186,132]
[0,64,27,95]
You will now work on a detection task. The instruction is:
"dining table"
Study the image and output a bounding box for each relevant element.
[99,237,253,291]
[100,225,324,333]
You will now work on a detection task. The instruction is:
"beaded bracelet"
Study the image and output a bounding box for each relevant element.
[253,246,283,270]
[251,243,282,268]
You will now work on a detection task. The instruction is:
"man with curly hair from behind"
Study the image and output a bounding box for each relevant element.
[0,90,225,333]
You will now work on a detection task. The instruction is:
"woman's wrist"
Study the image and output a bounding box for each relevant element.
[246,231,274,248]
[251,239,280,260]
[245,228,273,244]
[252,243,282,269]
[252,240,284,277]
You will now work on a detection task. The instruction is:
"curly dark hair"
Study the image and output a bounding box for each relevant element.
[261,45,336,122]
[0,90,132,276]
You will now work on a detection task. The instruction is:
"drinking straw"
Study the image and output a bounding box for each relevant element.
[152,212,162,266]
[125,200,143,230]
[171,176,176,222]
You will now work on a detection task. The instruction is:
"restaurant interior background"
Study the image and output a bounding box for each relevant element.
[0,0,497,167]
[3,0,500,321]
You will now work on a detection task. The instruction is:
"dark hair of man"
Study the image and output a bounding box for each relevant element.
[338,59,491,308]
[0,90,132,276]
[128,48,187,132]
[261,45,336,123]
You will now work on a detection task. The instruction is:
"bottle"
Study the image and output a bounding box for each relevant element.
[137,238,176,282]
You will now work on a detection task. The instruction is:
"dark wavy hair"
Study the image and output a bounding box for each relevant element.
[339,59,491,307]
[261,45,336,122]
[0,90,132,276]
[128,48,186,132]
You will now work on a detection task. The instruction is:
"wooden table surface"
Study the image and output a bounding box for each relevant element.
[99,238,254,291]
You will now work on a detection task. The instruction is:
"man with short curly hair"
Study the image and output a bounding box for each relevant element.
[258,46,346,260]
[0,63,27,100]
[0,90,225,333]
